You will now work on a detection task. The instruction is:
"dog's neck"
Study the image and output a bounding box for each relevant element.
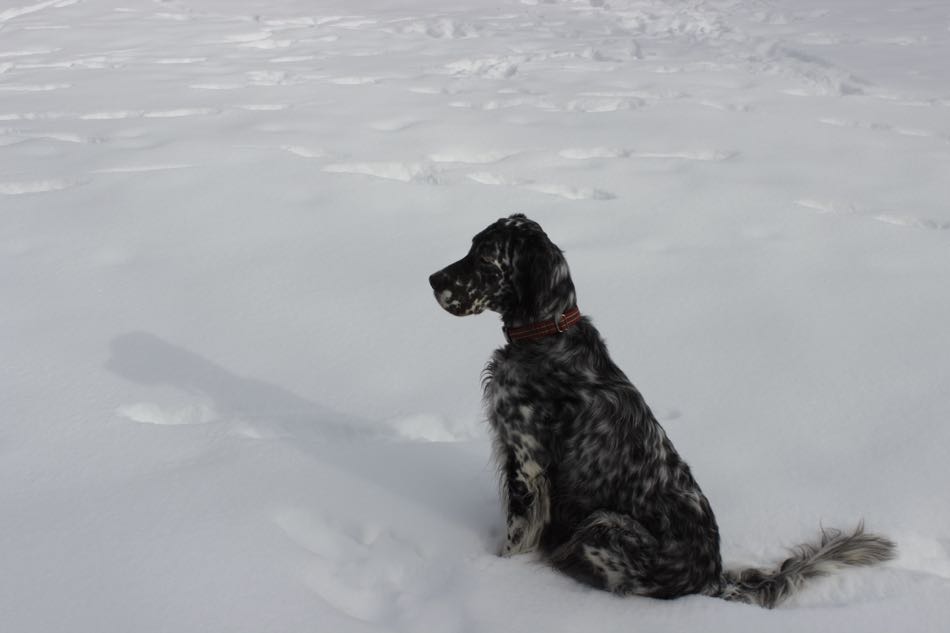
[503,304,581,343]
[503,282,577,330]
[503,296,576,329]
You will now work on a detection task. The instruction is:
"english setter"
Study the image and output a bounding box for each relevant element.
[429,214,894,608]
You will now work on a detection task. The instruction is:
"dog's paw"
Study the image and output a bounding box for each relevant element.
[499,516,535,557]
[499,540,527,557]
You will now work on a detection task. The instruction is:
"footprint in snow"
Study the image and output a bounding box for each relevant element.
[323,161,440,185]
[189,83,244,90]
[269,55,316,64]
[279,145,326,158]
[467,171,615,201]
[328,76,379,85]
[235,104,290,111]
[794,199,950,231]
[427,149,519,164]
[443,56,521,79]
[368,116,422,132]
[384,413,476,442]
[0,83,71,92]
[818,117,944,140]
[562,97,643,113]
[93,164,194,174]
[153,57,207,65]
[274,509,421,623]
[116,402,217,426]
[558,147,736,161]
[0,178,86,195]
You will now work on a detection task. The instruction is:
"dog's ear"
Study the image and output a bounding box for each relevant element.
[512,235,557,311]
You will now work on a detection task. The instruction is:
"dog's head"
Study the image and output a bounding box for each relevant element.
[428,214,575,324]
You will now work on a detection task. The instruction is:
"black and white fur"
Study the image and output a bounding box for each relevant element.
[428,214,895,608]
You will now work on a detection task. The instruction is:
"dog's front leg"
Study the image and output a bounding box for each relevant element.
[499,433,550,557]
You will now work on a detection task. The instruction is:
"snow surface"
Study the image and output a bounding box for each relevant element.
[2,0,950,631]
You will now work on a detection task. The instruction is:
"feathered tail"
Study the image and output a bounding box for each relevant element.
[706,523,896,608]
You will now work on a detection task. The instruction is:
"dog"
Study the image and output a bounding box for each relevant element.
[429,214,895,608]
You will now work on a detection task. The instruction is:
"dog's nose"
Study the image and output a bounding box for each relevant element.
[429,272,442,291]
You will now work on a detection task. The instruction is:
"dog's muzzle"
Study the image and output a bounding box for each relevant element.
[429,269,460,314]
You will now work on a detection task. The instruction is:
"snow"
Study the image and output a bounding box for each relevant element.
[2,0,949,631]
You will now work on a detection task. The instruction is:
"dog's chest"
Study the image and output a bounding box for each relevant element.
[482,353,567,449]
[484,361,528,434]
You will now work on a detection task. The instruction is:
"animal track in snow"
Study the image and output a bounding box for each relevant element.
[698,99,751,112]
[189,83,244,90]
[269,55,316,64]
[794,199,950,231]
[263,16,317,28]
[80,110,145,120]
[79,108,217,120]
[279,145,326,158]
[407,86,443,95]
[236,104,289,111]
[151,12,190,22]
[330,18,379,30]
[154,57,207,65]
[324,162,440,184]
[385,413,474,442]
[386,17,480,39]
[0,0,68,24]
[0,48,60,58]
[448,97,547,111]
[0,83,70,92]
[242,39,294,50]
[559,147,736,161]
[467,171,614,201]
[873,215,950,231]
[443,56,521,79]
[216,31,271,44]
[1,129,90,144]
[117,402,217,425]
[524,182,615,200]
[329,75,381,86]
[245,70,299,87]
[757,42,871,96]
[563,97,642,113]
[558,147,627,159]
[818,117,944,140]
[93,164,194,174]
[368,116,422,132]
[144,108,218,118]
[427,149,518,164]
[275,509,419,623]
[467,171,514,186]
[630,149,737,160]
[0,178,86,195]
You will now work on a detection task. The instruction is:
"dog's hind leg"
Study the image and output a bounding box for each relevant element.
[548,510,662,594]
[550,510,719,598]
[548,510,716,598]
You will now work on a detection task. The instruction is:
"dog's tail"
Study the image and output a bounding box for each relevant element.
[705,523,895,608]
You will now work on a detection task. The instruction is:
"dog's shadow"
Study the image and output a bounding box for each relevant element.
[107,331,375,441]
[105,331,499,535]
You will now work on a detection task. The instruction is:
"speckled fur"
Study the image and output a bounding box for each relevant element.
[429,214,895,607]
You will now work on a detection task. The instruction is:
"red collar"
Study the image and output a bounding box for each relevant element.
[504,306,582,343]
